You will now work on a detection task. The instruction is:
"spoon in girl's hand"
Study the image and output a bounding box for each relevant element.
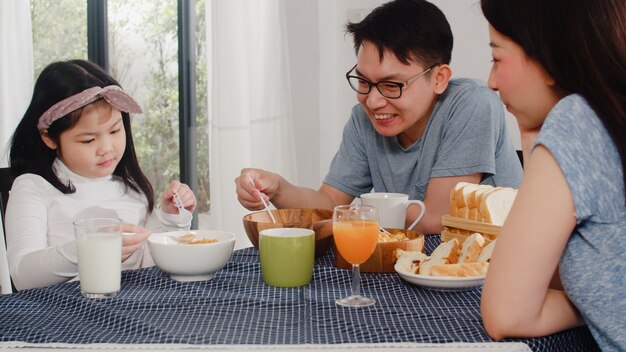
[152,230,197,243]
[171,232,197,243]
[248,176,277,223]
[173,191,184,212]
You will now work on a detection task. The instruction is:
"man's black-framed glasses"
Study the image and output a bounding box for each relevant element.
[345,63,438,99]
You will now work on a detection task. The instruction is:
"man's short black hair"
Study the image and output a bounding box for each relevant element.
[346,0,453,66]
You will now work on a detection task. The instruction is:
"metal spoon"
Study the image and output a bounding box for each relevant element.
[171,232,197,243]
[173,191,185,212]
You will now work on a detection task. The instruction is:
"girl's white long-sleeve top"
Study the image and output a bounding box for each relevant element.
[5,159,192,290]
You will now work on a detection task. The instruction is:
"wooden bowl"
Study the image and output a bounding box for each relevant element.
[242,208,333,257]
[334,228,425,272]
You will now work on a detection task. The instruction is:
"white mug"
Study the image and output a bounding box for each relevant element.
[360,193,426,230]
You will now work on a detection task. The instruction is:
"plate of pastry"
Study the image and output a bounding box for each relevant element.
[394,233,495,291]
[394,263,486,291]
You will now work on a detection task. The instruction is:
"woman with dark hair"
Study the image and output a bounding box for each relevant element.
[480,0,625,349]
[5,60,197,290]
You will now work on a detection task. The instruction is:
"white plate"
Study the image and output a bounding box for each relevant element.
[394,263,485,291]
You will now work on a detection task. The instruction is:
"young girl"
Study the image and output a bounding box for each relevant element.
[480,0,625,350]
[5,60,197,291]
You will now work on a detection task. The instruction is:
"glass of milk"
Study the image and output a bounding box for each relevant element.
[73,217,122,299]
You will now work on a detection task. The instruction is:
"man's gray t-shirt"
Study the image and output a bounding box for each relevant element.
[324,78,522,200]
[534,94,626,351]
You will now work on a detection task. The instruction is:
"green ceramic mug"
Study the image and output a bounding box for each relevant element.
[259,228,315,287]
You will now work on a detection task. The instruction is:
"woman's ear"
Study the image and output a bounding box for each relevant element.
[433,64,452,94]
[540,66,566,97]
[39,130,57,150]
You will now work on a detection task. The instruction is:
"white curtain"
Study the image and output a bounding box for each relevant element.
[0,0,33,167]
[206,0,296,248]
[0,0,32,294]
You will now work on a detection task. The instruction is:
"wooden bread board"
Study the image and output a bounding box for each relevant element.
[440,215,501,244]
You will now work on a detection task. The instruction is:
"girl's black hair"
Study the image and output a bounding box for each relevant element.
[346,0,453,67]
[481,0,626,199]
[9,60,155,212]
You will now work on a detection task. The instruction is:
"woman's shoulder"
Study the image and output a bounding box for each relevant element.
[551,94,595,117]
[543,94,601,136]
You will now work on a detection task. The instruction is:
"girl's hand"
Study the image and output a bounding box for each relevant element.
[120,224,150,262]
[161,180,197,214]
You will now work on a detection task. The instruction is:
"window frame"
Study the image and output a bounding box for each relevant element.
[87,0,199,227]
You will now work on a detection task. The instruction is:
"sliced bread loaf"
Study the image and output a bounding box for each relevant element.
[481,187,518,226]
[453,182,475,209]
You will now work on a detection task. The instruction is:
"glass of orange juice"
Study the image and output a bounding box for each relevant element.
[333,204,379,307]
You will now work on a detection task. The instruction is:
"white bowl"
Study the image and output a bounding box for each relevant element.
[147,230,236,282]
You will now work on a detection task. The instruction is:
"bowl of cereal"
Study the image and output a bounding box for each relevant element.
[243,208,333,257]
[334,228,425,272]
[147,230,236,282]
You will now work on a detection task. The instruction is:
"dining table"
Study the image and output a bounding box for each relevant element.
[0,235,599,351]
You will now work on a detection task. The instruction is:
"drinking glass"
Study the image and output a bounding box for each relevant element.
[74,217,122,299]
[333,204,379,307]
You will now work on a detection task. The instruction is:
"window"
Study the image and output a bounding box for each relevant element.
[31,0,88,74]
[31,0,209,228]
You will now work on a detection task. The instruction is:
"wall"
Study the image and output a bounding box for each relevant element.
[285,0,520,189]
[283,0,321,189]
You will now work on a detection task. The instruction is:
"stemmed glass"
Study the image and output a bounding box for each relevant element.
[333,204,379,307]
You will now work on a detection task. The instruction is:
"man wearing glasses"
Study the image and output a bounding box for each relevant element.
[236,0,522,235]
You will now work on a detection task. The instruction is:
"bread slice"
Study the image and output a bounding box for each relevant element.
[418,238,459,275]
[477,239,497,263]
[450,182,460,207]
[481,187,517,226]
[419,257,448,276]
[458,233,485,263]
[395,250,428,274]
[477,188,498,222]
[453,182,475,209]
[450,182,468,217]
[431,238,459,264]
[467,185,492,210]
[456,206,469,219]
[430,262,489,277]
[412,235,425,253]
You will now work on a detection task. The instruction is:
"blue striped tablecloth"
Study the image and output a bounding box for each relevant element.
[0,236,598,351]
